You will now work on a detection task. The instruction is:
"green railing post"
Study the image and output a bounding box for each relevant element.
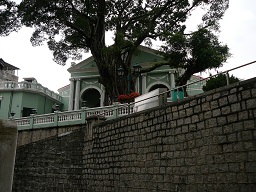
[172,87,184,101]
[29,115,34,129]
[172,89,178,101]
[113,102,119,118]
[179,90,184,99]
[81,108,87,124]
[54,111,58,127]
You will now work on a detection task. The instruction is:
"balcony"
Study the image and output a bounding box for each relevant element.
[0,81,62,101]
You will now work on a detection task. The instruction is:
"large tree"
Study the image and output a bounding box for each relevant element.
[0,0,20,35]
[0,0,229,104]
[160,28,230,92]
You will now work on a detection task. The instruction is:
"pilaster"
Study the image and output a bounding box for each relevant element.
[74,79,81,110]
[170,72,175,90]
[68,78,75,111]
[141,73,147,94]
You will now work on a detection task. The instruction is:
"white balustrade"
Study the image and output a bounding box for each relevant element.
[15,118,30,126]
[33,114,54,124]
[0,81,62,101]
[15,103,135,129]
[58,111,82,122]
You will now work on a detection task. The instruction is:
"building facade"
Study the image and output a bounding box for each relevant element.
[59,46,204,111]
[0,46,205,119]
[0,59,63,119]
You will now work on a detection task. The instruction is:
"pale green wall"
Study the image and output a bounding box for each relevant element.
[61,96,69,111]
[0,92,23,119]
[131,49,164,64]
[0,90,63,120]
[0,92,13,119]
[21,92,58,114]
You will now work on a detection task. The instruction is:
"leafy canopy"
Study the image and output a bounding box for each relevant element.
[0,0,20,36]
[161,28,230,86]
[9,0,229,65]
[0,0,230,101]
[203,73,240,92]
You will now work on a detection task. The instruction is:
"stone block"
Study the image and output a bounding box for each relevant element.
[202,102,210,111]
[251,88,256,96]
[185,108,193,116]
[204,111,212,119]
[228,94,238,103]
[238,111,249,121]
[210,100,219,109]
[207,118,217,128]
[228,163,240,172]
[193,105,201,114]
[246,99,256,109]
[179,109,186,118]
[227,113,238,123]
[191,115,199,123]
[219,97,228,106]
[221,106,231,115]
[243,120,255,130]
[231,103,241,112]
[213,92,221,100]
[212,108,221,117]
[242,90,251,99]
[241,130,253,141]
[246,162,256,173]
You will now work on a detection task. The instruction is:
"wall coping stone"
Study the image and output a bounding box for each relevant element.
[0,119,18,192]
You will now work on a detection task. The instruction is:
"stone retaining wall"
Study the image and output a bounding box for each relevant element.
[13,78,256,191]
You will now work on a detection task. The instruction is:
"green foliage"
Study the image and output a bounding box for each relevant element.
[0,0,20,36]
[203,73,240,92]
[1,0,229,66]
[162,28,230,86]
[1,0,230,102]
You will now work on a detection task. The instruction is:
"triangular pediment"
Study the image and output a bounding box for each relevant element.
[67,45,164,73]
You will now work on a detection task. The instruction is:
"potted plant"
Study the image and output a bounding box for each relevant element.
[118,92,140,103]
[118,94,131,103]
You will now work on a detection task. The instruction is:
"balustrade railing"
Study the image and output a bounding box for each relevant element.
[0,81,62,101]
[58,111,82,122]
[33,114,54,124]
[15,103,135,130]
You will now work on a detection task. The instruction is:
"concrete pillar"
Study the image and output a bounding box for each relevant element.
[68,78,75,111]
[74,79,81,110]
[226,72,230,85]
[135,76,140,94]
[170,72,175,89]
[85,115,106,140]
[141,73,147,94]
[0,120,18,192]
[100,84,105,107]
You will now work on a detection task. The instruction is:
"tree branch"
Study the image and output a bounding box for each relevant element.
[140,61,172,73]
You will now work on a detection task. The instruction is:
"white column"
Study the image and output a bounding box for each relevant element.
[68,78,75,111]
[141,73,147,94]
[74,79,81,110]
[170,72,175,89]
[100,84,105,107]
[135,76,140,93]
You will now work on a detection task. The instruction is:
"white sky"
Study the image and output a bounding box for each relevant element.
[0,0,256,92]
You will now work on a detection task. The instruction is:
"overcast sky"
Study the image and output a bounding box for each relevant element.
[0,0,256,92]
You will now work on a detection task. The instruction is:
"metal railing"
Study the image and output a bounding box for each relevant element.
[15,60,256,130]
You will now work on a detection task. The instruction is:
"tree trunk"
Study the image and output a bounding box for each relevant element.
[90,45,136,105]
[175,67,195,97]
